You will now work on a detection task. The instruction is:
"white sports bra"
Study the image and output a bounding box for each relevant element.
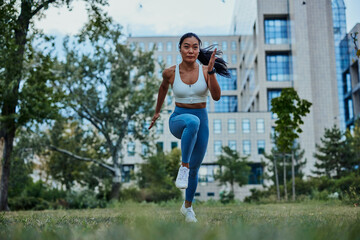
[172,63,208,104]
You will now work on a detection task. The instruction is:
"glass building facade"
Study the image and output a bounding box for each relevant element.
[266,53,291,81]
[264,18,289,44]
[332,0,350,130]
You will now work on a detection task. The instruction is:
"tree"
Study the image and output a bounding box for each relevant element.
[45,118,113,191]
[215,146,251,200]
[0,0,108,211]
[137,149,181,202]
[271,88,312,201]
[50,14,159,199]
[346,120,360,175]
[313,125,354,178]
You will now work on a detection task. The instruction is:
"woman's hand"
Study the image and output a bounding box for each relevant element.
[148,112,160,129]
[207,48,217,72]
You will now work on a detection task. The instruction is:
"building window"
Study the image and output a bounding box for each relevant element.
[217,68,237,90]
[198,164,219,183]
[195,192,201,196]
[257,140,265,155]
[156,142,163,152]
[214,140,222,155]
[231,41,237,50]
[345,98,354,121]
[139,42,145,51]
[207,192,215,197]
[222,41,228,50]
[127,142,135,156]
[171,141,178,149]
[256,119,265,133]
[128,120,135,135]
[268,89,282,118]
[214,96,238,112]
[242,140,251,155]
[264,18,289,44]
[266,53,291,81]
[248,163,263,184]
[228,119,236,133]
[213,41,218,47]
[156,120,164,134]
[157,42,163,51]
[343,72,351,94]
[122,165,134,182]
[148,42,154,50]
[231,54,237,64]
[167,41,172,51]
[223,54,228,62]
[141,143,149,156]
[167,55,172,65]
[157,55,163,64]
[228,140,236,151]
[242,119,250,133]
[213,119,222,134]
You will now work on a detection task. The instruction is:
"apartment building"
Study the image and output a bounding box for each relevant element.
[232,0,340,176]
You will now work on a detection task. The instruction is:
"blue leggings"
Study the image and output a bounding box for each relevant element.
[169,106,209,202]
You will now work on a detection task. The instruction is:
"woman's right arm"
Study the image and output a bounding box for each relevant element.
[148,69,171,129]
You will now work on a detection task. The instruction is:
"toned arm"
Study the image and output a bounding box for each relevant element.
[205,65,221,101]
[148,67,174,129]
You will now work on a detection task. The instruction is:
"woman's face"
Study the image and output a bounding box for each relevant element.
[180,36,200,63]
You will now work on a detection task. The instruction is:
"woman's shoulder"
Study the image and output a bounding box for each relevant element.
[162,65,176,79]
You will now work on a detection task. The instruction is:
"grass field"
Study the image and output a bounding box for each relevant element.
[1,200,360,240]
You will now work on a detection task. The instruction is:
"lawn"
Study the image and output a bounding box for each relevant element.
[1,200,360,240]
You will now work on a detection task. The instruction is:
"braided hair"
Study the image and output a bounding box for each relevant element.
[178,32,231,78]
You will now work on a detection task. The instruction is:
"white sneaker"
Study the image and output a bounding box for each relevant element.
[180,202,197,223]
[175,166,189,189]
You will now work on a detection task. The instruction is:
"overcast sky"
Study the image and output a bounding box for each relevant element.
[35,0,360,37]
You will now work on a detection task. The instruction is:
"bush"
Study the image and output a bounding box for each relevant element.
[219,191,235,204]
[8,196,50,211]
[119,187,143,202]
[65,189,107,209]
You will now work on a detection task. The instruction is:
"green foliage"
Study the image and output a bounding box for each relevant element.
[245,174,360,204]
[137,149,181,202]
[119,187,143,202]
[219,191,235,204]
[215,146,251,198]
[263,143,306,185]
[313,125,355,178]
[271,88,312,153]
[65,189,107,209]
[46,118,111,191]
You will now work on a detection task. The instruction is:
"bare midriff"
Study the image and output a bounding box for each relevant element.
[175,102,206,109]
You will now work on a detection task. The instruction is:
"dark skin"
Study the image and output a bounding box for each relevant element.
[148,36,221,208]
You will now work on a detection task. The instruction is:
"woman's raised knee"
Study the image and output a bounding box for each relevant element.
[187,116,200,131]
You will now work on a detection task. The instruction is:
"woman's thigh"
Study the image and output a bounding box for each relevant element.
[169,113,200,139]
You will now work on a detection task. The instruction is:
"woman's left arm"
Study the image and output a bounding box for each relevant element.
[206,49,221,101]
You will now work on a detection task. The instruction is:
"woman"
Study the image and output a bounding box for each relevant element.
[148,32,230,222]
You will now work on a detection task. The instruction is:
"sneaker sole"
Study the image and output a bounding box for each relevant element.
[175,183,188,189]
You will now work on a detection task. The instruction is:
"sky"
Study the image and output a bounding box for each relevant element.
[35,0,360,37]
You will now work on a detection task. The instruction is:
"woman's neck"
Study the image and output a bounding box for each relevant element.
[180,61,198,71]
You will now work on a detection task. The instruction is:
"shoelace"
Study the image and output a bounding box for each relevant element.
[179,167,188,180]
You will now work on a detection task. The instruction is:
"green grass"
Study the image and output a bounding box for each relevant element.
[1,200,360,240]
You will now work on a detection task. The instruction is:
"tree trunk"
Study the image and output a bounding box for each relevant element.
[110,167,121,200]
[0,129,15,211]
[283,154,288,201]
[274,157,280,201]
[291,151,296,201]
[0,137,4,184]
